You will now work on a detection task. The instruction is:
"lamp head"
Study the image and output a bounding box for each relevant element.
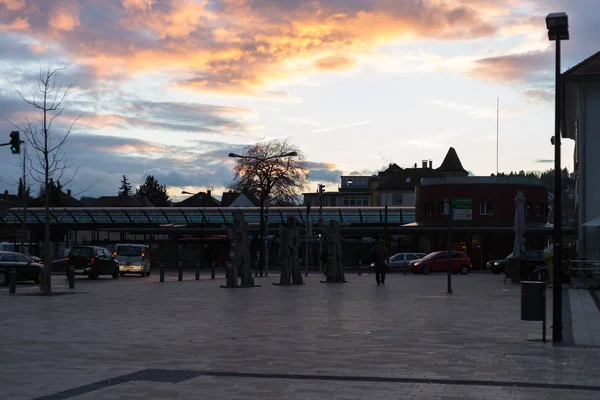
[546,12,569,41]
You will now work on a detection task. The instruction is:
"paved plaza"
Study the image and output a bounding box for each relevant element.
[2,271,600,399]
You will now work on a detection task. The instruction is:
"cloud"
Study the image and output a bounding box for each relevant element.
[313,54,356,71]
[305,161,340,171]
[428,99,525,119]
[470,50,553,84]
[49,6,80,32]
[535,159,553,163]
[307,169,342,183]
[521,89,553,104]
[0,0,504,95]
[312,120,373,133]
[0,16,28,30]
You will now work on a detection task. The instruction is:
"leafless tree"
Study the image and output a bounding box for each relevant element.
[10,65,79,295]
[230,139,308,206]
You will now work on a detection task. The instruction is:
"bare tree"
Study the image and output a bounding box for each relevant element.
[230,139,308,206]
[10,65,79,295]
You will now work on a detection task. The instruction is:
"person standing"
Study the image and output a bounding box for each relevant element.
[372,239,389,285]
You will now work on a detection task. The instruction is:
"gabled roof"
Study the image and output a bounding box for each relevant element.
[436,147,468,176]
[175,192,221,207]
[92,195,154,207]
[221,190,260,207]
[563,51,600,76]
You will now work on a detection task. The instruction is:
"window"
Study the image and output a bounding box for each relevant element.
[15,254,29,263]
[438,202,448,215]
[393,194,403,205]
[0,253,17,262]
[70,247,94,258]
[344,197,368,206]
[425,202,435,215]
[330,197,337,206]
[117,246,142,257]
[535,204,544,216]
[406,254,419,261]
[480,201,495,216]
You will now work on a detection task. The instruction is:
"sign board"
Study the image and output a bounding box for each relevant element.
[451,198,472,221]
[247,232,254,241]
[263,238,271,249]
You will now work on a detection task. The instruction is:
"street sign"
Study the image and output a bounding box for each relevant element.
[263,238,271,249]
[451,198,472,221]
[247,232,254,241]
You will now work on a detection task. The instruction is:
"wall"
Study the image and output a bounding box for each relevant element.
[582,80,600,259]
[415,179,548,225]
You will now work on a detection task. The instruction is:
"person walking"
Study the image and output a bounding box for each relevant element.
[372,239,389,285]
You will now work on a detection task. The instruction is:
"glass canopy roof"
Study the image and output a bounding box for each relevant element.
[0,207,415,225]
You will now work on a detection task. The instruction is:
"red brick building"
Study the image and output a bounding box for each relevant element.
[408,176,552,269]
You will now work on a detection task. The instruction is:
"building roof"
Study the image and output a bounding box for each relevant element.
[376,167,442,190]
[220,190,260,207]
[92,195,154,207]
[175,191,221,207]
[563,51,600,76]
[436,147,468,175]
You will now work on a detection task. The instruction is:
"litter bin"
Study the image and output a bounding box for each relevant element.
[521,281,546,341]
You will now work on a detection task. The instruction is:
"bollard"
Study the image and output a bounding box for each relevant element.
[9,267,16,294]
[159,261,165,282]
[68,266,75,289]
[195,261,200,281]
[211,262,215,280]
[178,261,183,281]
[358,260,362,276]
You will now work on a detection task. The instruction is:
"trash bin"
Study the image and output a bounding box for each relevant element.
[521,281,546,321]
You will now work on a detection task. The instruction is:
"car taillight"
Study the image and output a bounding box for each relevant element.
[142,252,145,257]
[66,257,69,261]
[113,251,116,256]
[91,257,95,264]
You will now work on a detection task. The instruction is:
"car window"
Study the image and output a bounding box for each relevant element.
[434,253,448,260]
[0,253,17,262]
[451,252,463,259]
[70,247,94,258]
[103,249,112,258]
[406,254,419,261]
[423,252,440,260]
[117,246,143,257]
[15,254,30,263]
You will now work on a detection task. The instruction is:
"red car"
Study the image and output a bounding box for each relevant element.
[409,251,472,275]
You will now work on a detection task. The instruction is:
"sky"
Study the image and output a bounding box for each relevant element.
[0,0,597,202]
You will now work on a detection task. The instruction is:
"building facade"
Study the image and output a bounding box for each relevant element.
[563,51,600,260]
[409,176,551,269]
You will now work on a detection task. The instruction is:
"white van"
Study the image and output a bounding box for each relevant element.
[114,244,151,277]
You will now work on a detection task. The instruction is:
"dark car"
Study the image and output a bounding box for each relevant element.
[0,251,44,286]
[65,246,119,279]
[486,250,546,275]
[409,251,472,275]
[51,248,71,274]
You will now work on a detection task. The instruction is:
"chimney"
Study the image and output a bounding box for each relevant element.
[422,160,427,168]
[207,189,211,198]
[67,189,72,197]
[429,160,433,169]
[3,190,8,200]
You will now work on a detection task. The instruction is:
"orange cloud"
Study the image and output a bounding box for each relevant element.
[471,50,552,83]
[314,55,356,71]
[0,0,26,11]
[1,0,539,95]
[0,16,28,30]
[49,7,80,31]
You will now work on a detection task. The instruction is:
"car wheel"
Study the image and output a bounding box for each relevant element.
[0,270,7,286]
[112,269,119,279]
[422,265,431,275]
[460,265,470,275]
[140,271,145,277]
[146,270,151,277]
[492,268,501,275]
[120,272,124,277]
[88,274,98,280]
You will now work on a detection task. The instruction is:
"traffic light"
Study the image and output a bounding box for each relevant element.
[9,131,20,154]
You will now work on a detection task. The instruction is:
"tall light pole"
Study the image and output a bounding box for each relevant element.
[546,12,569,343]
[228,151,298,277]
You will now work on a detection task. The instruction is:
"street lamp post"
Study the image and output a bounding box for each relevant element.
[546,12,569,343]
[228,151,298,278]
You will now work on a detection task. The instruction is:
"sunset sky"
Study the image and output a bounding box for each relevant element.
[0,0,597,201]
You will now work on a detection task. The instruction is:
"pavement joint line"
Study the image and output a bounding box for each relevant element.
[34,368,600,399]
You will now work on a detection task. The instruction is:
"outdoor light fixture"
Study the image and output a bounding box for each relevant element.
[546,11,569,343]
[546,12,569,40]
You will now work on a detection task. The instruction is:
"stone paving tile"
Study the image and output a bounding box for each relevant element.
[2,272,600,399]
[569,288,600,346]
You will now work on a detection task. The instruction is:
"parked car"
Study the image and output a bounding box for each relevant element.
[0,251,44,286]
[409,251,472,275]
[114,243,151,277]
[369,252,427,271]
[486,250,546,275]
[64,246,119,279]
[51,248,71,274]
